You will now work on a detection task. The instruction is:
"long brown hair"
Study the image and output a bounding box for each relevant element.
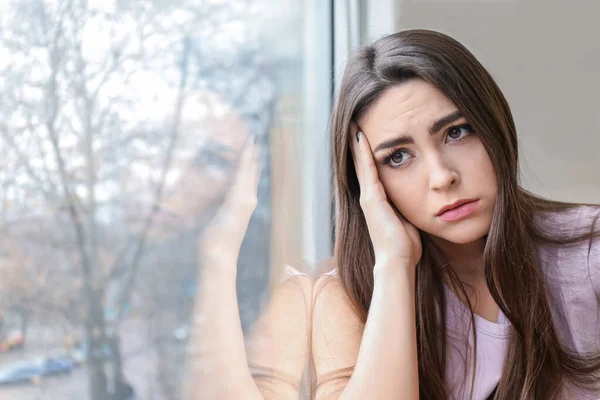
[328,29,600,399]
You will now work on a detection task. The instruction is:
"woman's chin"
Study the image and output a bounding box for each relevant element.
[426,220,491,246]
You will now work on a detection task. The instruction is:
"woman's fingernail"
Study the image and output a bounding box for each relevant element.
[356,131,360,142]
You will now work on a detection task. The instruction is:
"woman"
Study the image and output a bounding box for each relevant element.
[174,64,312,399]
[312,29,600,399]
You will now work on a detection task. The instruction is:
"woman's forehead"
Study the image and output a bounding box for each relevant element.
[366,81,453,120]
[177,91,248,155]
[181,91,236,120]
[359,80,458,139]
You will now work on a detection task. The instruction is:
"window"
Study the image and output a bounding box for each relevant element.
[0,0,333,398]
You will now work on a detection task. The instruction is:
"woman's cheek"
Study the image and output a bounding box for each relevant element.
[470,147,498,194]
[383,179,421,221]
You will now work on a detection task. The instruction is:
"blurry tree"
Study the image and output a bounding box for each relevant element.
[0,0,256,399]
[0,235,82,341]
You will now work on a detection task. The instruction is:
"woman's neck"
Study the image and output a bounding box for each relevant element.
[432,236,487,284]
[433,235,500,323]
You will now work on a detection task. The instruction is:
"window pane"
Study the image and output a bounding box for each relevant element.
[0,0,328,398]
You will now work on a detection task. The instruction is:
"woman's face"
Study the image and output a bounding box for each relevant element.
[356,78,497,246]
[152,92,249,238]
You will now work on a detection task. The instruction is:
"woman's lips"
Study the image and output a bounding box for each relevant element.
[437,200,480,222]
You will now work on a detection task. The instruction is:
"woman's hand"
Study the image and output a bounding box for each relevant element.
[350,124,422,272]
[198,135,261,269]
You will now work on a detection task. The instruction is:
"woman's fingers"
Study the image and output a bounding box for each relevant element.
[351,125,386,215]
[225,135,260,210]
[355,129,379,188]
[349,123,423,267]
[231,136,254,191]
[349,123,362,185]
[198,135,260,264]
[350,124,380,190]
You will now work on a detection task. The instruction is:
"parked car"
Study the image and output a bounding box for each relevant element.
[0,357,74,385]
[39,357,74,376]
[51,355,79,368]
[0,362,44,385]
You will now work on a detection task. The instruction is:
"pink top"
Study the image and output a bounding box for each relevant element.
[446,206,600,400]
[447,205,600,399]
[331,205,600,399]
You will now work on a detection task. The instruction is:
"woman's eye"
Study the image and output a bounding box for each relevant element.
[446,124,472,142]
[388,150,411,167]
[194,150,233,170]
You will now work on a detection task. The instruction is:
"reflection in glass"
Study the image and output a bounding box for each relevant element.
[0,0,312,399]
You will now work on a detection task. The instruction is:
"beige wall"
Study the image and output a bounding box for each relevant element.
[390,0,600,203]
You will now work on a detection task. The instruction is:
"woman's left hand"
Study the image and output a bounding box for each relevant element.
[198,136,261,270]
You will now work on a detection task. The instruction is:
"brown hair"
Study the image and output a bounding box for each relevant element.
[328,29,600,399]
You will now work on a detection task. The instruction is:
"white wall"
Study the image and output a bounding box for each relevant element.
[370,0,600,203]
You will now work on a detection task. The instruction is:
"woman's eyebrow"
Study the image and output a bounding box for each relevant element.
[197,141,237,156]
[373,134,414,154]
[192,142,237,163]
[371,110,464,155]
[429,110,463,134]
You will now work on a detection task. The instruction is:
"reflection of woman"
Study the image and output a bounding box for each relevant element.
[140,91,261,340]
[312,30,600,399]
[168,71,311,398]
[180,137,310,400]
[156,91,252,239]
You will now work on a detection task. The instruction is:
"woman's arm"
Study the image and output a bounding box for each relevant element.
[246,272,312,398]
[182,135,262,400]
[184,259,311,400]
[310,127,421,399]
[182,138,310,399]
[183,258,264,400]
[312,265,418,400]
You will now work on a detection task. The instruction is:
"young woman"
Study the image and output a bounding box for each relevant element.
[183,132,311,400]
[312,29,600,399]
[176,82,312,398]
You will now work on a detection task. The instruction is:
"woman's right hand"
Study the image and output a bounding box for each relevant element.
[198,135,260,269]
[350,124,422,272]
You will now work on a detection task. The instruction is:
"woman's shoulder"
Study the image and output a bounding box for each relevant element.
[533,204,600,231]
[245,265,313,397]
[311,264,361,327]
[535,204,600,294]
[568,204,600,226]
[311,266,364,385]
[534,205,600,356]
[533,204,600,251]
[312,267,342,305]
[281,264,311,281]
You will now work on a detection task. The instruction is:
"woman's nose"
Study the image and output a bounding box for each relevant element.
[427,154,460,191]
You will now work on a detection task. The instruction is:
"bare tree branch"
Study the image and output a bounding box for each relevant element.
[0,124,57,201]
[113,36,192,319]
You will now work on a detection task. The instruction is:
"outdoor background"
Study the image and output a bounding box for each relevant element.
[0,0,597,399]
